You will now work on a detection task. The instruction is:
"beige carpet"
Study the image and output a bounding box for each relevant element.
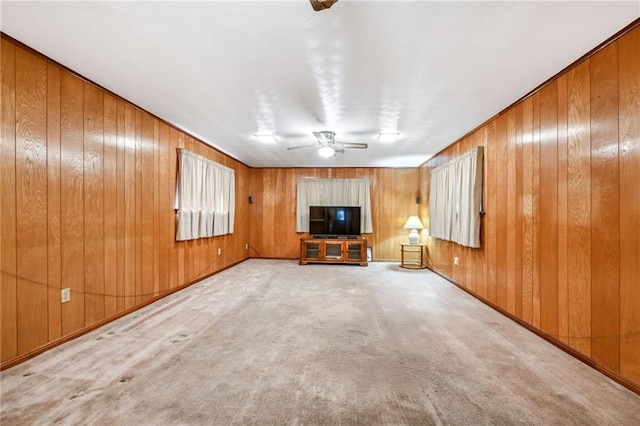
[1,259,639,425]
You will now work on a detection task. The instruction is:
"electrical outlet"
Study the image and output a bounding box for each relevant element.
[454,257,459,266]
[217,247,222,255]
[245,243,249,250]
[61,288,71,303]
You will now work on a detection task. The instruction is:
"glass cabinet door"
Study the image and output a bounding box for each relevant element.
[304,242,322,260]
[346,242,363,260]
[324,241,344,260]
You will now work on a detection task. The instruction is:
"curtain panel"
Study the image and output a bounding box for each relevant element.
[296,178,373,233]
[175,149,235,241]
[429,146,483,248]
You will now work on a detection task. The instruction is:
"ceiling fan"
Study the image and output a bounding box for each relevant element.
[287,131,368,158]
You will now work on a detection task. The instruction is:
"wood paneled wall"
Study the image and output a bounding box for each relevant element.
[420,26,640,388]
[1,38,251,365]
[249,168,419,261]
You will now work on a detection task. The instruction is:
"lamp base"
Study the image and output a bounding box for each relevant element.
[408,229,420,245]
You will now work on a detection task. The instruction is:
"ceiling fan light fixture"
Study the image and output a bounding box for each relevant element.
[310,0,339,12]
[313,130,335,144]
[318,146,335,158]
[378,132,400,143]
[254,134,278,144]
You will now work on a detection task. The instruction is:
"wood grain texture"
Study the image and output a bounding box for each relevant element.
[556,74,569,345]
[531,93,541,329]
[134,110,142,304]
[506,108,517,316]
[115,100,126,312]
[521,97,534,325]
[589,42,620,372]
[157,122,171,295]
[484,123,497,304]
[124,104,136,309]
[1,39,18,361]
[103,94,118,318]
[83,83,105,326]
[15,48,49,353]
[47,63,62,342]
[141,113,154,302]
[495,115,508,309]
[539,81,559,339]
[619,26,640,384]
[169,128,179,291]
[248,167,417,261]
[514,104,524,319]
[60,71,85,336]
[2,36,253,368]
[420,20,640,391]
[566,60,592,356]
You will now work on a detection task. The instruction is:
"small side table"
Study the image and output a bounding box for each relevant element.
[400,243,427,269]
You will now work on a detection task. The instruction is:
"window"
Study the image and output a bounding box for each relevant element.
[429,147,483,248]
[175,149,235,241]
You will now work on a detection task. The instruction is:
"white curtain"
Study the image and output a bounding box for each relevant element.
[176,149,235,241]
[429,146,483,248]
[296,178,373,233]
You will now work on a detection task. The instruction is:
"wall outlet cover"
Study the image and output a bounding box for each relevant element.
[61,288,71,303]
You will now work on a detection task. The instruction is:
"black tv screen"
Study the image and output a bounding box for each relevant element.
[309,206,361,237]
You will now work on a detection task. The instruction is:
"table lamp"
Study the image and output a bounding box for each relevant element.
[403,216,424,245]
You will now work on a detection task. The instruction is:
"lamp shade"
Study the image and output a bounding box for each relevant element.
[403,216,424,230]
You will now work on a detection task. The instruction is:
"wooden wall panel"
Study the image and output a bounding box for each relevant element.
[505,108,517,315]
[248,168,418,261]
[46,63,62,341]
[15,47,49,354]
[495,115,507,308]
[115,100,126,312]
[141,113,154,302]
[556,74,569,346]
[483,123,497,303]
[83,83,105,326]
[157,122,171,295]
[539,81,559,339]
[123,104,136,309]
[521,97,534,325]
[1,39,18,361]
[531,93,541,329]
[513,104,524,318]
[60,72,85,336]
[1,38,251,366]
[566,61,592,356]
[103,94,118,318]
[134,110,142,304]
[421,20,640,391]
[619,26,640,384]
[589,43,620,372]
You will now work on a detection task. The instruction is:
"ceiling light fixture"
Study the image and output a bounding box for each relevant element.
[254,134,278,144]
[310,0,339,12]
[318,146,335,158]
[378,132,399,143]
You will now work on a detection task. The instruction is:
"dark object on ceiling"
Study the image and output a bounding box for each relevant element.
[310,0,339,12]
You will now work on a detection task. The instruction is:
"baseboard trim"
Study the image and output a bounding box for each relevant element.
[0,258,249,371]
[425,266,640,397]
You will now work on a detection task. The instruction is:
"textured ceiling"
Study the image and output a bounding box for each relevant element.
[2,1,638,167]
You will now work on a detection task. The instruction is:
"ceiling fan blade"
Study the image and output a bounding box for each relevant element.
[338,143,368,149]
[286,144,318,151]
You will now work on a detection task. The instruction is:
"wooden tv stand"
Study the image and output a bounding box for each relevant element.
[299,237,368,266]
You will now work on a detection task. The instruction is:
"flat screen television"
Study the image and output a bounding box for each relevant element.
[309,206,361,238]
